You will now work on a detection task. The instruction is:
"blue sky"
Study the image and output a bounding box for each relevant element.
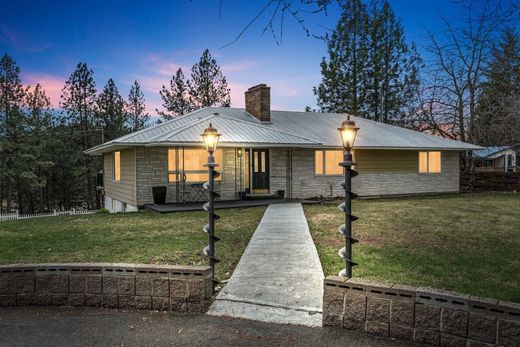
[0,0,469,114]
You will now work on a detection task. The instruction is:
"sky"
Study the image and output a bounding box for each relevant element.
[0,0,472,115]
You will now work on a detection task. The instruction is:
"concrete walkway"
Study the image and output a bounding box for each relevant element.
[207,203,324,327]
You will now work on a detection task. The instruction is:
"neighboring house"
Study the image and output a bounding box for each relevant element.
[85,84,481,213]
[471,146,520,173]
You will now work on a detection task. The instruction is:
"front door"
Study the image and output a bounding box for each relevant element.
[252,148,269,193]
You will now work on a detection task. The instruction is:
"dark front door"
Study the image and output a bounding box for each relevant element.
[252,148,269,192]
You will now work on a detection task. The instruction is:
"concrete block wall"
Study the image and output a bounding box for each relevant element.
[0,263,213,314]
[291,149,460,198]
[323,276,520,346]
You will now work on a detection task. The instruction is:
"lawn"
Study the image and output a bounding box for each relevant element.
[0,207,266,281]
[304,193,520,302]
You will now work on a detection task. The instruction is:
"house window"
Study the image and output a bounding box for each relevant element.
[315,150,344,175]
[168,148,223,183]
[419,151,441,173]
[114,151,121,181]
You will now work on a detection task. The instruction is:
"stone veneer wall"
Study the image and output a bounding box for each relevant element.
[323,276,520,346]
[0,263,212,313]
[290,149,460,199]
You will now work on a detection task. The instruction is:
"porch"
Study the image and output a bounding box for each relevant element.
[144,198,318,213]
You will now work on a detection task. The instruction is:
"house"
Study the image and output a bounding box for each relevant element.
[471,146,519,172]
[85,84,481,213]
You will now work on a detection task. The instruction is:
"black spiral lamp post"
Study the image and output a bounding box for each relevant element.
[338,116,359,278]
[201,123,221,292]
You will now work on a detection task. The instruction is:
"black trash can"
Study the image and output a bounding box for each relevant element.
[152,186,167,205]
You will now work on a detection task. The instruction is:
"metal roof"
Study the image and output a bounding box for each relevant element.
[85,107,482,155]
[472,146,511,158]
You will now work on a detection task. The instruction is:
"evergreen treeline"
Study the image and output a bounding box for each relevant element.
[0,55,149,214]
[0,49,231,213]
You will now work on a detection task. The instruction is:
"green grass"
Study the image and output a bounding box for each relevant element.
[304,193,520,302]
[0,207,266,281]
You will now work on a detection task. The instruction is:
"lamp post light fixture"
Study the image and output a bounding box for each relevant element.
[237,148,243,199]
[201,123,221,291]
[338,116,360,278]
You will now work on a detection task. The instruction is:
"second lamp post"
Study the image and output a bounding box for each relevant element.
[338,117,359,278]
[201,123,221,291]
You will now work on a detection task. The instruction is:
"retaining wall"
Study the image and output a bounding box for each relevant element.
[323,276,520,346]
[0,263,213,313]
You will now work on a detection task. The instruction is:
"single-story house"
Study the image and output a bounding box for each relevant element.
[85,84,481,213]
[471,146,519,172]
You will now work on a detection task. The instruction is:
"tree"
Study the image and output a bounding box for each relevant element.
[314,0,369,115]
[474,29,520,146]
[60,63,99,209]
[365,1,421,124]
[97,78,127,141]
[314,0,420,124]
[60,63,98,148]
[188,49,231,108]
[126,80,149,131]
[19,84,54,213]
[0,54,26,212]
[157,68,194,119]
[418,1,518,142]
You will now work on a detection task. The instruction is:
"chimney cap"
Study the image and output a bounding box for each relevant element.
[247,84,269,91]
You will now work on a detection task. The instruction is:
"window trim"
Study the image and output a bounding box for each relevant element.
[314,149,345,177]
[113,151,121,182]
[418,151,442,174]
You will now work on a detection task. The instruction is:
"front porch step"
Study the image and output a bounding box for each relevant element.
[245,193,283,200]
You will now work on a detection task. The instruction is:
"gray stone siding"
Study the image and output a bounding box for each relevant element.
[128,146,461,205]
[269,148,290,196]
[323,276,520,346]
[0,263,212,313]
[290,148,460,199]
[135,147,239,206]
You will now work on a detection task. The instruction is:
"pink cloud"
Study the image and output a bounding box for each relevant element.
[228,82,248,108]
[143,54,189,77]
[22,72,65,107]
[221,60,260,73]
[0,24,52,52]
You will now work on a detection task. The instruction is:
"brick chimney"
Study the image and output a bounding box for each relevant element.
[245,84,271,122]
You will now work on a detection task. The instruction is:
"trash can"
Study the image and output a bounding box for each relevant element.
[152,186,167,204]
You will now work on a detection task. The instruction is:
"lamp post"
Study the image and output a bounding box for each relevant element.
[338,116,359,278]
[201,123,221,291]
[237,148,243,199]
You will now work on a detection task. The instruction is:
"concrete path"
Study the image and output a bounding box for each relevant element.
[207,203,324,327]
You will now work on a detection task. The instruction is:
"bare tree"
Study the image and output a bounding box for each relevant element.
[418,0,519,142]
[220,0,335,48]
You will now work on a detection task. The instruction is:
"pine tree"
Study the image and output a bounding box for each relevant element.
[60,63,98,149]
[157,68,194,120]
[475,29,520,145]
[126,80,149,131]
[19,84,54,212]
[0,54,26,212]
[314,0,420,124]
[366,1,420,124]
[97,78,127,141]
[188,49,231,108]
[314,0,369,115]
[60,63,99,209]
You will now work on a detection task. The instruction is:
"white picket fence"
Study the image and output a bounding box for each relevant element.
[0,208,96,222]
